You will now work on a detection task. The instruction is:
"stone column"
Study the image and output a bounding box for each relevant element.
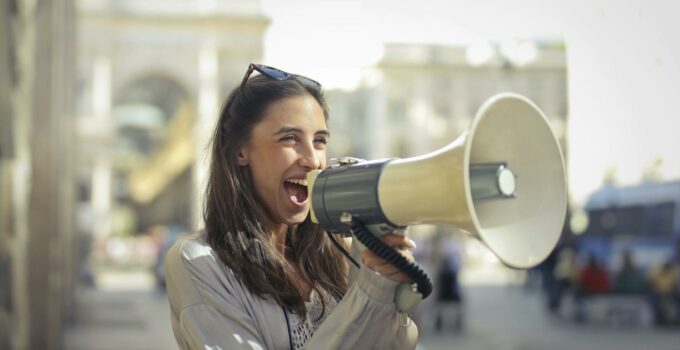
[0,2,16,348]
[91,54,113,239]
[366,72,390,159]
[409,76,431,156]
[10,0,77,348]
[193,39,219,230]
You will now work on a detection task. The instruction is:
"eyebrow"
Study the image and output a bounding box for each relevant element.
[272,127,331,137]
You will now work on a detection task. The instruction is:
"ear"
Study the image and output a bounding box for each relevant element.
[237,147,249,166]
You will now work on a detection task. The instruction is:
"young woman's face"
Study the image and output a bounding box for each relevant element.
[238,94,328,226]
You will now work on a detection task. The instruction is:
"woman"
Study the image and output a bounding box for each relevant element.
[165,64,419,349]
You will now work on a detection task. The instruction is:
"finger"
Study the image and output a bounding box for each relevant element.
[369,264,410,282]
[362,254,412,277]
[388,272,413,284]
[399,250,415,262]
[361,252,411,265]
[362,256,415,283]
[361,256,391,270]
[360,247,415,267]
[380,234,417,250]
[372,264,403,277]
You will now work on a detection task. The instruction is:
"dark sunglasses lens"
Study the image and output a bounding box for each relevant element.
[257,65,289,80]
[295,75,322,89]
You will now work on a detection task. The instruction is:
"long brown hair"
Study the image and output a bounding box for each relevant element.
[204,74,348,316]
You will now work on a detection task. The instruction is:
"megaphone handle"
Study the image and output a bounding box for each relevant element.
[348,219,433,313]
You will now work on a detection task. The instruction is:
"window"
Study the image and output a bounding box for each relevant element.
[585,202,675,237]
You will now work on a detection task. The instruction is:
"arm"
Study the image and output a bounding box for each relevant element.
[302,238,419,350]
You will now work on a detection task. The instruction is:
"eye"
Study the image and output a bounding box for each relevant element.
[314,136,328,145]
[279,135,298,143]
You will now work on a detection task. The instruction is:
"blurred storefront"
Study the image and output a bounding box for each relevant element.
[1,0,270,349]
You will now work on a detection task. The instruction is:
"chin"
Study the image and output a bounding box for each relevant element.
[285,210,310,226]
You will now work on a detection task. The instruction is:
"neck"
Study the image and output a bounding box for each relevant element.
[269,223,289,255]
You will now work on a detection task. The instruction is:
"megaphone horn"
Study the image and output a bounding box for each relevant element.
[307,93,567,269]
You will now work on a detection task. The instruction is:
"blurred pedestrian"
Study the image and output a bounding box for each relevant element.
[613,250,647,294]
[434,237,463,331]
[648,260,678,325]
[578,253,611,295]
[574,253,610,321]
[548,247,578,313]
[148,225,169,290]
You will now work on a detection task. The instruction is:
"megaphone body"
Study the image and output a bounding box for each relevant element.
[307,93,567,270]
[307,93,567,313]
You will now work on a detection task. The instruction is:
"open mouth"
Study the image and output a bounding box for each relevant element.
[283,178,308,205]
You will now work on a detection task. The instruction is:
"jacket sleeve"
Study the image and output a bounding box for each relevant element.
[165,239,269,350]
[302,239,419,350]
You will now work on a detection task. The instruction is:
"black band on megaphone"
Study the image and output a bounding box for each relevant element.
[312,159,397,232]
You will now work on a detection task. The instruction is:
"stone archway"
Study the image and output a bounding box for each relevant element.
[111,75,196,233]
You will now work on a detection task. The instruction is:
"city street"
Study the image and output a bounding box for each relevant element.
[419,286,679,350]
[63,269,177,350]
[64,268,679,350]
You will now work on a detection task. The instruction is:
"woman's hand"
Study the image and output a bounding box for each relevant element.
[360,234,416,284]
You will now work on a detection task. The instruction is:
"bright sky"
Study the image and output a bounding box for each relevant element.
[260,0,680,206]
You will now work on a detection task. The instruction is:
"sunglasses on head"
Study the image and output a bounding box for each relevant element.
[240,63,322,90]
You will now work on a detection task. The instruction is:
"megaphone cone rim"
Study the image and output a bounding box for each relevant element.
[463,92,568,269]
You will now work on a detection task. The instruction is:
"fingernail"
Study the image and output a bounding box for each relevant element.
[407,238,416,249]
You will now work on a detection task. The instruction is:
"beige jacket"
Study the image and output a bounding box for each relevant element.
[165,232,418,350]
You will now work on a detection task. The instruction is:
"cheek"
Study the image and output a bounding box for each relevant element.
[318,150,327,168]
[246,157,273,191]
[248,147,301,191]
[251,153,289,187]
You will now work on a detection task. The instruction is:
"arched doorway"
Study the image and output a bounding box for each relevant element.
[111,75,195,234]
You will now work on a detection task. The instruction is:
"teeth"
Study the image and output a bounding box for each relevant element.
[285,178,308,187]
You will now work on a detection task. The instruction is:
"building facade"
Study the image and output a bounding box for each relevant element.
[1,0,269,348]
[76,0,270,239]
[327,42,568,161]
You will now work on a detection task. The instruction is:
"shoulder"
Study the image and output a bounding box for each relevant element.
[165,231,245,308]
[165,234,289,350]
[167,231,212,263]
[165,231,217,277]
[165,231,242,284]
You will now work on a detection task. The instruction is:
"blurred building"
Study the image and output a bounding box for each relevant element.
[1,0,269,349]
[1,0,78,349]
[575,180,680,269]
[75,0,269,239]
[327,41,568,160]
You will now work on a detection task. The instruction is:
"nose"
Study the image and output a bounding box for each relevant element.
[299,144,322,170]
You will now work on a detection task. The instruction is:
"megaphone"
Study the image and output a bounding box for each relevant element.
[307,93,567,307]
